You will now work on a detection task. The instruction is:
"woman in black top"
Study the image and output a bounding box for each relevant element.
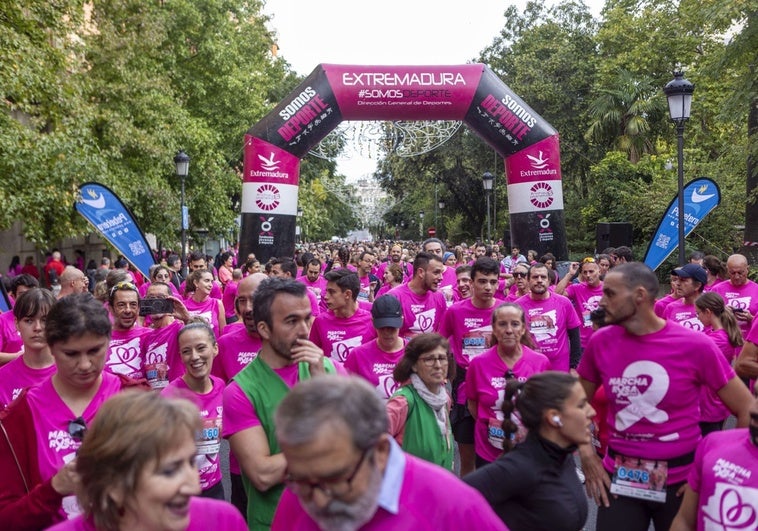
[463,372,595,531]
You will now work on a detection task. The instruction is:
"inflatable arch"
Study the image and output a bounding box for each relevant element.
[239,64,568,262]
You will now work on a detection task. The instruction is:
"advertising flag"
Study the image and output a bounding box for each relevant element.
[74,183,156,278]
[643,177,721,271]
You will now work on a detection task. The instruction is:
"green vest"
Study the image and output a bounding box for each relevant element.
[233,357,335,531]
[394,385,454,471]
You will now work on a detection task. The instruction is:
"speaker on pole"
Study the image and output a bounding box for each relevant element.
[596,222,633,253]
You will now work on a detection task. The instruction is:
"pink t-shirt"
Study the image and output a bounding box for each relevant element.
[27,372,123,520]
[106,326,151,380]
[0,355,56,407]
[343,339,405,399]
[222,280,238,320]
[577,322,735,484]
[439,266,458,306]
[663,300,704,331]
[48,497,247,531]
[137,281,180,298]
[711,280,758,335]
[162,376,225,490]
[184,296,222,338]
[515,293,581,372]
[180,280,224,300]
[686,429,758,531]
[564,282,604,347]
[309,308,376,362]
[139,320,184,389]
[296,275,327,308]
[698,328,738,422]
[654,294,678,318]
[214,327,261,382]
[388,284,447,342]
[438,298,496,404]
[466,346,550,462]
[0,310,23,354]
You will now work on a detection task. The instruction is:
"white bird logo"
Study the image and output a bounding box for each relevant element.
[258,152,280,171]
[526,151,549,169]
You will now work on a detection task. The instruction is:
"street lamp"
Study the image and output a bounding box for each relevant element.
[482,172,494,242]
[419,210,425,238]
[297,207,303,243]
[173,150,190,278]
[664,67,694,266]
[438,199,445,239]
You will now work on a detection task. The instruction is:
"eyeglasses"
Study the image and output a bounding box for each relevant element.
[419,355,449,367]
[512,272,527,278]
[582,257,596,263]
[68,416,87,441]
[284,447,371,499]
[109,281,138,297]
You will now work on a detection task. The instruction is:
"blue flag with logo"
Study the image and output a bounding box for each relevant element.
[643,177,721,271]
[74,183,156,278]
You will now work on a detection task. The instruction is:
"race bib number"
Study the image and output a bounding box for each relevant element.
[198,418,221,455]
[610,454,668,503]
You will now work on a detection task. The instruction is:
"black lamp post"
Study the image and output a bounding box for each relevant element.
[664,67,694,266]
[482,172,494,242]
[438,199,445,239]
[173,150,190,278]
[297,207,304,243]
[419,210,425,238]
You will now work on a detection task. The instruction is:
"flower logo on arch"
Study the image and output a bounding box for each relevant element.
[529,182,554,209]
[255,184,281,211]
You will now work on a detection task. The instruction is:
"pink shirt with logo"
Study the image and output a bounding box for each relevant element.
[180,280,223,300]
[439,266,458,307]
[214,327,261,382]
[711,280,758,335]
[27,372,123,520]
[309,308,376,363]
[162,376,225,490]
[183,296,223,338]
[106,326,151,380]
[222,280,238,320]
[343,339,404,399]
[663,300,705,332]
[654,294,678,318]
[564,282,604,347]
[388,284,447,342]
[515,293,581,372]
[0,356,56,407]
[466,345,550,462]
[139,320,185,389]
[296,275,327,309]
[698,328,739,422]
[438,299,496,404]
[578,322,735,484]
[686,429,758,531]
[0,310,23,354]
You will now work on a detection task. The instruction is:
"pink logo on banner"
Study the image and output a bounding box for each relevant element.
[255,184,281,211]
[505,135,562,186]
[243,136,300,186]
[530,182,554,209]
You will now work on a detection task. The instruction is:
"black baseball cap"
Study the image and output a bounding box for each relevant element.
[371,295,403,329]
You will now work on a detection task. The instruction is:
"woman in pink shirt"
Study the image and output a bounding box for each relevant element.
[183,270,226,338]
[49,390,246,531]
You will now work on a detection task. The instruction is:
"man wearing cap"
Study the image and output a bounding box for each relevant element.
[712,253,758,336]
[344,295,406,400]
[663,264,708,331]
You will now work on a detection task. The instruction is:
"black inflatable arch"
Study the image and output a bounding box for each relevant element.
[239,64,567,262]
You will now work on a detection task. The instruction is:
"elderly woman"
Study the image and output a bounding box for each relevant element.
[465,372,595,531]
[386,333,455,470]
[48,390,246,530]
[0,293,146,529]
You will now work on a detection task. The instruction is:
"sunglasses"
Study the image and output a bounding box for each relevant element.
[512,272,527,278]
[68,416,87,442]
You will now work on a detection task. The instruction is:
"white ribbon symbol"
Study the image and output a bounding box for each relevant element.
[615,360,670,431]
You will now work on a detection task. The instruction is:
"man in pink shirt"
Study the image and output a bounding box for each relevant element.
[423,238,457,305]
[516,263,582,372]
[388,252,447,343]
[577,262,753,531]
[711,253,758,336]
[106,282,150,380]
[438,257,500,476]
[556,257,605,348]
[310,270,375,363]
[297,258,327,305]
[269,257,320,317]
[222,268,242,324]
[663,264,707,331]
[355,251,379,304]
[271,376,507,531]
[376,244,412,282]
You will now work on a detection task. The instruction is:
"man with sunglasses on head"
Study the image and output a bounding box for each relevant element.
[556,257,605,351]
[271,376,506,530]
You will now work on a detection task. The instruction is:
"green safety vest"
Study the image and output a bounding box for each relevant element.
[394,385,454,471]
[233,357,335,531]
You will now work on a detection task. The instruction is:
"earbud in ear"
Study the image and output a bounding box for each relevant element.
[552,415,563,427]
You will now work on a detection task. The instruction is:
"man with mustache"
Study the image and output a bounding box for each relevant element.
[271,376,506,530]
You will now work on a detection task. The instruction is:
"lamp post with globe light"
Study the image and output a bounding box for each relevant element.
[174,151,190,278]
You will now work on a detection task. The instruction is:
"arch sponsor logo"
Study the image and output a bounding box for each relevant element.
[530,182,554,209]
[255,184,281,211]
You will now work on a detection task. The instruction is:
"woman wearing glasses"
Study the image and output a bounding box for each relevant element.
[464,372,595,531]
[138,265,180,298]
[0,293,147,529]
[48,390,246,531]
[465,303,550,467]
[386,333,455,470]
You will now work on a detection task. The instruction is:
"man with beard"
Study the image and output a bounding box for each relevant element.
[556,257,606,350]
[516,263,582,372]
[577,262,753,531]
[422,238,457,305]
[222,278,338,531]
[271,376,506,531]
[376,244,412,282]
[671,385,758,530]
[388,252,447,342]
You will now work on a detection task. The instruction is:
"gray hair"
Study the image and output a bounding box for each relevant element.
[275,376,387,450]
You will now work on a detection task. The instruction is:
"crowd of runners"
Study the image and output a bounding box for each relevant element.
[0,238,756,530]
